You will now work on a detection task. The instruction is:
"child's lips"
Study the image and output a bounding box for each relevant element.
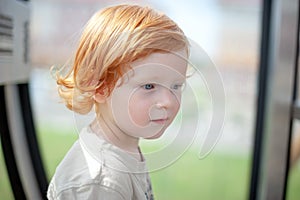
[151,118,168,124]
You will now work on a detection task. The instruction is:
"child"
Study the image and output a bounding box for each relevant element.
[47,4,189,200]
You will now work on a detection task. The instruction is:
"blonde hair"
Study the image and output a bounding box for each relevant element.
[55,4,189,114]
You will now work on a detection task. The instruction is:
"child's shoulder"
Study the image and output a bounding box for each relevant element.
[48,141,133,199]
[49,128,134,196]
[52,140,94,187]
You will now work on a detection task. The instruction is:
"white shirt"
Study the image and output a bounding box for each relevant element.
[47,126,154,200]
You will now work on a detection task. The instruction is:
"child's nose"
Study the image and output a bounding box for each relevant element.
[157,88,179,109]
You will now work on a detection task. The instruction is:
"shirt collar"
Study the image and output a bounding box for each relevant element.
[79,126,148,174]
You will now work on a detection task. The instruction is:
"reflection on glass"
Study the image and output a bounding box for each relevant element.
[30,0,260,199]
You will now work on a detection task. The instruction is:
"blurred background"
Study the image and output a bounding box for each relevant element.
[1,0,299,199]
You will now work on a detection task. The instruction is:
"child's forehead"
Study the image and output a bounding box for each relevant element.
[126,62,187,84]
[133,50,187,65]
[131,64,186,78]
[130,50,188,74]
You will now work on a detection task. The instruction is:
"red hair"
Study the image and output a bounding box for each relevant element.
[54,4,189,114]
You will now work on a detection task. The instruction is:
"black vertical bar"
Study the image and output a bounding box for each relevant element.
[18,83,48,199]
[249,0,272,199]
[0,85,27,200]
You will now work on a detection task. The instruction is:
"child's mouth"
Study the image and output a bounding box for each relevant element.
[151,118,168,124]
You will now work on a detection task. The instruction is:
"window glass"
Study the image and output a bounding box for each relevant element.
[29,0,261,199]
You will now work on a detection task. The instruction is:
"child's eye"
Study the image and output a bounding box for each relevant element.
[143,83,155,90]
[171,83,184,90]
[172,84,181,90]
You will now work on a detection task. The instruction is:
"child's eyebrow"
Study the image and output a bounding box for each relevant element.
[132,75,186,84]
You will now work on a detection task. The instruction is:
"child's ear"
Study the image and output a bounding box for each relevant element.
[94,90,107,103]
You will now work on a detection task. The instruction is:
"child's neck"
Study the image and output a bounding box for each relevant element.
[90,118,143,161]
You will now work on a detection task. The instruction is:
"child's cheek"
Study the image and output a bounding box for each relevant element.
[128,95,150,127]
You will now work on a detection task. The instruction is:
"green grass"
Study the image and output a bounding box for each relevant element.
[287,165,300,200]
[1,126,300,200]
[149,150,251,200]
[36,124,78,180]
[0,143,14,200]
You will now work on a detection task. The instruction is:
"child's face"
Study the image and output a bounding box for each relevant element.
[100,49,188,139]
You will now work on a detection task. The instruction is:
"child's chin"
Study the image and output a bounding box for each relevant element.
[144,130,165,139]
